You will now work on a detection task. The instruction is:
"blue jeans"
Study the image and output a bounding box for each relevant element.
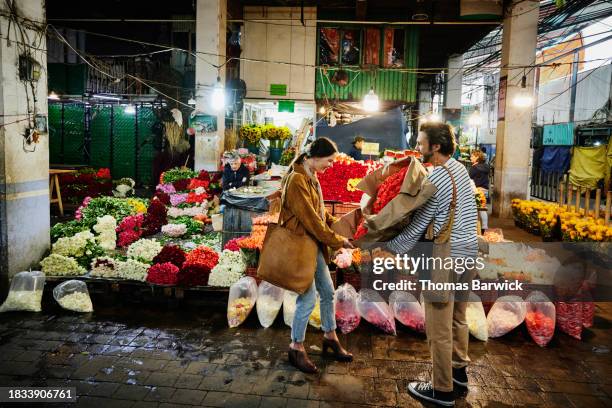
[291,249,337,342]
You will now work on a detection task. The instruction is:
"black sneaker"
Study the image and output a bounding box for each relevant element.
[407,382,455,406]
[453,367,468,388]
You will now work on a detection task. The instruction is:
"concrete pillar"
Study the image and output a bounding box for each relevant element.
[194,0,227,171]
[0,0,50,293]
[493,0,539,218]
[446,54,463,110]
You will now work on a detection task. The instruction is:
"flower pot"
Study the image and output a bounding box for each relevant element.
[269,148,283,164]
[246,142,259,154]
[269,139,285,149]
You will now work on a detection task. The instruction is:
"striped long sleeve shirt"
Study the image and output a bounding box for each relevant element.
[386,158,478,258]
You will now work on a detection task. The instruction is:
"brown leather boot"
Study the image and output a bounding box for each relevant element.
[322,338,353,362]
[288,348,319,374]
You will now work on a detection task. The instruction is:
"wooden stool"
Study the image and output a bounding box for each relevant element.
[49,169,76,216]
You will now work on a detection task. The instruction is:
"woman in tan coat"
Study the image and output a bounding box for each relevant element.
[282,137,354,374]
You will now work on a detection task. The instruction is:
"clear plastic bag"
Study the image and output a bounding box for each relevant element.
[283,291,298,328]
[357,289,396,335]
[555,301,583,340]
[256,281,284,328]
[335,283,361,334]
[227,276,258,328]
[465,292,488,341]
[487,295,526,338]
[389,291,424,333]
[0,271,45,313]
[53,280,93,313]
[525,291,556,347]
[308,294,321,329]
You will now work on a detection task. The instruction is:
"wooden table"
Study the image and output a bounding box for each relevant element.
[49,169,77,216]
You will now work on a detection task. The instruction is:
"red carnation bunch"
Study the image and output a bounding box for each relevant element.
[223,238,241,252]
[142,198,168,236]
[186,192,208,204]
[318,159,369,202]
[197,170,211,182]
[116,214,144,247]
[177,264,210,287]
[152,245,186,268]
[147,262,180,285]
[173,179,190,192]
[188,178,210,190]
[96,168,111,179]
[153,191,171,205]
[184,246,219,270]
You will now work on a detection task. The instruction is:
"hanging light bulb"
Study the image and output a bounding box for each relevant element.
[210,77,225,112]
[188,93,196,106]
[319,105,326,115]
[362,88,379,112]
[48,91,60,100]
[513,75,533,107]
[124,105,136,115]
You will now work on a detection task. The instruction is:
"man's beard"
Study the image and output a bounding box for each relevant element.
[422,151,433,164]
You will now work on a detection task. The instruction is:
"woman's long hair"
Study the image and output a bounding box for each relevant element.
[291,137,338,167]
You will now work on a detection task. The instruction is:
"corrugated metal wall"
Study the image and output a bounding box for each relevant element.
[315,27,419,103]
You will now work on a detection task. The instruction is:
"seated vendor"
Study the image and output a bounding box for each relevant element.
[348,136,365,161]
[223,151,250,190]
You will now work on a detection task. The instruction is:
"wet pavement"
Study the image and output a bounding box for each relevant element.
[0,296,611,408]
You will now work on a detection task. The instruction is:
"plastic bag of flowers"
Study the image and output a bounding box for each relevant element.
[525,291,556,347]
[227,276,258,328]
[283,290,298,328]
[208,249,246,287]
[465,292,488,341]
[0,271,45,313]
[256,281,284,328]
[487,295,526,338]
[40,254,87,276]
[53,280,93,313]
[90,257,120,278]
[334,283,361,334]
[357,289,396,335]
[308,294,322,329]
[389,290,424,334]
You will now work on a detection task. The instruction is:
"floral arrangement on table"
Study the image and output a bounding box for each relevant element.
[161,223,187,237]
[236,225,267,268]
[113,178,136,198]
[90,256,120,278]
[59,167,112,205]
[93,215,117,251]
[116,214,145,247]
[223,237,242,252]
[152,245,186,268]
[183,245,219,270]
[177,246,219,287]
[77,196,134,227]
[50,230,104,268]
[40,253,87,276]
[117,259,149,281]
[147,262,180,285]
[126,198,148,214]
[208,249,247,287]
[160,168,199,185]
[50,220,89,243]
[127,238,163,264]
[142,199,168,236]
[239,124,263,145]
[318,154,383,203]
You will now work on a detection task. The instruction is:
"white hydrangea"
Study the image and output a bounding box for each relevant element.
[208,250,246,287]
[116,259,149,281]
[90,256,120,278]
[126,239,162,263]
[93,215,117,251]
[40,254,87,276]
[52,231,95,258]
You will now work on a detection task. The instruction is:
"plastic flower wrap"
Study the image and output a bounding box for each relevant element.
[184,245,219,270]
[41,254,87,276]
[487,295,526,338]
[256,282,284,328]
[209,249,246,287]
[156,183,176,194]
[465,293,488,341]
[93,215,117,251]
[357,289,396,335]
[127,239,163,264]
[116,214,144,247]
[556,301,584,340]
[117,259,149,281]
[53,280,93,313]
[0,271,45,313]
[161,223,188,237]
[147,262,180,285]
[334,283,361,334]
[227,277,258,328]
[525,291,556,347]
[90,257,120,278]
[152,245,186,268]
[389,291,425,333]
[223,238,241,252]
[283,291,298,328]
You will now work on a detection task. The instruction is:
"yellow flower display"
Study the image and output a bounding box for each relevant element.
[127,198,148,214]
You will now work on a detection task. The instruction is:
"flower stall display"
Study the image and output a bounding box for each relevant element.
[388,291,425,334]
[283,291,298,328]
[51,231,104,268]
[223,238,241,252]
[116,214,145,248]
[147,262,180,285]
[239,124,263,146]
[170,193,189,206]
[334,283,361,334]
[79,196,134,227]
[208,250,246,287]
[184,246,219,270]
[525,291,556,347]
[60,167,112,205]
[40,254,87,276]
[53,280,93,313]
[142,199,168,236]
[279,147,296,166]
[93,215,117,251]
[116,259,149,281]
[160,168,199,184]
[152,245,186,268]
[161,223,188,237]
[357,289,396,335]
[318,154,379,203]
[90,257,120,278]
[127,198,148,214]
[0,271,45,313]
[156,183,176,195]
[113,178,136,198]
[227,277,258,328]
[487,296,526,338]
[465,293,488,341]
[383,149,422,160]
[179,245,220,287]
[172,216,203,236]
[127,239,163,264]
[167,204,206,218]
[256,281,284,328]
[51,220,89,243]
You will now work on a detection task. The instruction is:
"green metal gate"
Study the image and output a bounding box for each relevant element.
[49,102,159,186]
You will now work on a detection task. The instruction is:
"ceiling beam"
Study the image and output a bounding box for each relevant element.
[356,0,367,21]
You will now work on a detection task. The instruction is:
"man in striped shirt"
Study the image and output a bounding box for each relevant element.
[385,122,478,407]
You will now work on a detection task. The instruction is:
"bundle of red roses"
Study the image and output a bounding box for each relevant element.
[147,262,180,285]
[152,245,186,268]
[223,238,241,252]
[153,191,171,205]
[177,263,210,286]
[116,214,144,247]
[186,192,208,204]
[197,170,211,182]
[188,178,209,191]
[318,155,370,203]
[142,198,168,236]
[173,179,190,192]
[184,245,219,270]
